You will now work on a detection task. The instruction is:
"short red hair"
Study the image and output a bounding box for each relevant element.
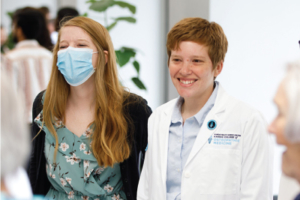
[167,17,228,69]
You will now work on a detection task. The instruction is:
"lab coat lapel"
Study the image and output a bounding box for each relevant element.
[184,85,229,168]
[160,99,178,184]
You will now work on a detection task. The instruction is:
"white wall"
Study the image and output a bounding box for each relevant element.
[76,0,167,110]
[209,0,300,195]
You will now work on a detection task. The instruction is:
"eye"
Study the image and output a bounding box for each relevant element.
[59,46,67,49]
[172,58,181,62]
[78,44,87,47]
[193,59,203,63]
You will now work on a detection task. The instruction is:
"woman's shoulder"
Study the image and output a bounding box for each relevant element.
[123,92,152,117]
[32,90,45,118]
[33,91,45,106]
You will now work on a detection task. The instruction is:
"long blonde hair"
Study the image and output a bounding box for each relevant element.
[43,16,131,167]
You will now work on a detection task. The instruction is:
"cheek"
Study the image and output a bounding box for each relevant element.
[92,55,98,68]
[169,65,179,77]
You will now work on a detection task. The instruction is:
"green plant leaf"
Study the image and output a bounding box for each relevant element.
[114,1,136,14]
[5,33,15,50]
[115,47,136,67]
[132,77,146,90]
[88,0,136,14]
[6,12,14,19]
[114,17,136,23]
[106,21,117,31]
[82,12,88,17]
[89,0,114,12]
[133,60,140,74]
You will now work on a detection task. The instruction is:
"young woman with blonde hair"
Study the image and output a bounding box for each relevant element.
[28,16,151,200]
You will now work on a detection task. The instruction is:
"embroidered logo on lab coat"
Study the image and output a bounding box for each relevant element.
[208,135,213,144]
[207,120,217,130]
[213,134,241,145]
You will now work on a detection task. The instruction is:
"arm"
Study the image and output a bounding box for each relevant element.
[240,112,273,200]
[27,91,51,195]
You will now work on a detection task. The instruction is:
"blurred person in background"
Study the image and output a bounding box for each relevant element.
[51,7,79,44]
[1,71,44,200]
[269,60,300,200]
[1,25,9,53]
[2,8,52,127]
[12,7,53,51]
[38,6,56,44]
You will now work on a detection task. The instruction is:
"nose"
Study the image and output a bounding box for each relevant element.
[179,60,192,75]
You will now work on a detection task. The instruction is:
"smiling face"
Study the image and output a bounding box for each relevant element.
[268,81,300,182]
[169,41,223,103]
[59,26,99,68]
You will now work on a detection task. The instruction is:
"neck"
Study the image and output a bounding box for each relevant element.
[181,84,214,123]
[17,35,26,43]
[68,76,96,110]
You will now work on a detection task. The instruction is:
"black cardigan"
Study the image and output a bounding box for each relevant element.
[27,91,152,200]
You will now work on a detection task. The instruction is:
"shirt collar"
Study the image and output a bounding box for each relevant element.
[170,81,219,125]
[171,97,184,124]
[193,82,219,125]
[15,40,39,48]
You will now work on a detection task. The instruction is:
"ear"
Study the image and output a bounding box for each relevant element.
[213,61,223,78]
[103,50,108,64]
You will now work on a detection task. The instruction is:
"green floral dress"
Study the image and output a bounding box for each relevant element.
[34,109,127,200]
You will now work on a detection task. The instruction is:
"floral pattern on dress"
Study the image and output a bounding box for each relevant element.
[80,143,86,151]
[65,153,81,165]
[104,184,114,193]
[68,191,74,199]
[83,127,93,138]
[60,142,69,152]
[112,194,123,200]
[34,95,127,200]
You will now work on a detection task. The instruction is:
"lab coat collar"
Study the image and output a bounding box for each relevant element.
[184,83,230,167]
[160,82,230,183]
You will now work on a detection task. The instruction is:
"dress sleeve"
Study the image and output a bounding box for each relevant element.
[27,91,51,195]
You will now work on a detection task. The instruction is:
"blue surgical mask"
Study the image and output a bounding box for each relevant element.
[57,47,98,86]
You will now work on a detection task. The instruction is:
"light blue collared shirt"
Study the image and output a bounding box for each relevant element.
[166,82,219,200]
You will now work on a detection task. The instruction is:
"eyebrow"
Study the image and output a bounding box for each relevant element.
[60,39,90,43]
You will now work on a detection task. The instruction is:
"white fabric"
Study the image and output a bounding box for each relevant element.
[2,40,53,123]
[278,173,300,200]
[137,83,273,200]
[4,167,33,199]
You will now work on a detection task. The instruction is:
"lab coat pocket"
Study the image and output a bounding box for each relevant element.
[198,148,240,195]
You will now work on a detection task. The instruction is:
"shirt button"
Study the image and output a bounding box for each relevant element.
[177,168,180,172]
[178,139,182,143]
[185,172,190,178]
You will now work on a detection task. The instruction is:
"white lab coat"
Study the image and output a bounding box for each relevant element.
[137,84,273,200]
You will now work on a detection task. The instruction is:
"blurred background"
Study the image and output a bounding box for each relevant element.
[1,0,300,199]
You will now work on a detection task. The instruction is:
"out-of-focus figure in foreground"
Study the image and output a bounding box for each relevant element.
[269,60,300,200]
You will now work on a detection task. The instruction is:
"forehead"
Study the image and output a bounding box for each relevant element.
[171,41,209,56]
[60,26,92,42]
